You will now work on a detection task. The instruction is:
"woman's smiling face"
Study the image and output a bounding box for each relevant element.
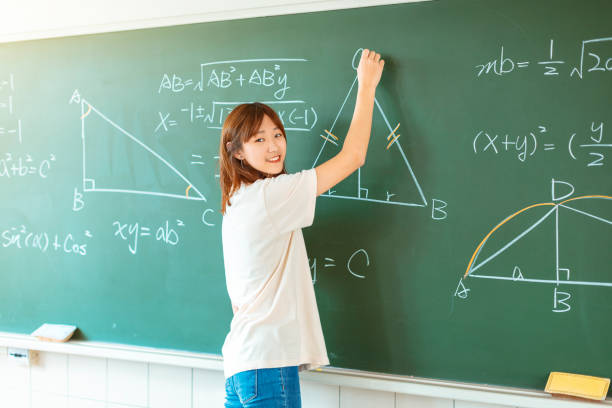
[235,114,287,175]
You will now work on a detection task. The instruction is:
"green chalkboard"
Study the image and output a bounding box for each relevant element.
[1,0,610,393]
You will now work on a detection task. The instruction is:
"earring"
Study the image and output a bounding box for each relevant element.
[240,160,244,168]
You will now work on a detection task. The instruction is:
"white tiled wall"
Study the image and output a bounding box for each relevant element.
[0,347,526,408]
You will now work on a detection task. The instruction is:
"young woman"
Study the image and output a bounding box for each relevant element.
[219,48,384,407]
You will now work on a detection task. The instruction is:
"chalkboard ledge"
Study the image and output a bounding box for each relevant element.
[0,331,223,371]
[302,368,612,408]
[0,331,609,408]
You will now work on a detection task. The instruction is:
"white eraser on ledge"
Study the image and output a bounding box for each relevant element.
[31,323,77,342]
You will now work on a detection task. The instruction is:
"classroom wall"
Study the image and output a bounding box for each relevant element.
[0,1,580,407]
[0,347,523,408]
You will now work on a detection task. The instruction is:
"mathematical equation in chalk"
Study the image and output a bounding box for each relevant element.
[0,153,56,179]
[0,73,23,144]
[158,59,304,100]
[309,248,371,285]
[154,100,318,133]
[476,37,612,79]
[112,219,184,255]
[472,122,609,167]
[188,153,222,181]
[1,225,91,255]
[0,74,15,113]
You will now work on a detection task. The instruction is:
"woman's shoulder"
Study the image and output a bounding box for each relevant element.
[225,178,266,209]
[227,169,314,208]
[262,168,314,187]
[248,169,313,190]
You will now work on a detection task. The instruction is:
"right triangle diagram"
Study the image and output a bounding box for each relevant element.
[80,99,206,202]
[311,64,427,208]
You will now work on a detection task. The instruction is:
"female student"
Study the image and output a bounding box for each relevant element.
[218,48,384,407]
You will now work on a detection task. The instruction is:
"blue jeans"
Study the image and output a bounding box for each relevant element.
[224,366,301,407]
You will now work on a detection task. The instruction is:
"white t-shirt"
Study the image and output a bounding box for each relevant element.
[221,168,329,379]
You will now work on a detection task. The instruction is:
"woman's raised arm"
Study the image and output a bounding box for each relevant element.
[315,48,385,196]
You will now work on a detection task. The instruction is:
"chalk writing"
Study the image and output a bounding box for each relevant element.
[158,58,305,100]
[154,100,317,133]
[310,248,371,284]
[0,120,22,144]
[473,122,609,167]
[0,74,22,143]
[0,153,56,179]
[1,225,90,255]
[112,219,184,255]
[475,37,612,78]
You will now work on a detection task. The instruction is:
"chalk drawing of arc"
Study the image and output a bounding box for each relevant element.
[311,48,427,208]
[461,184,612,288]
[79,99,206,202]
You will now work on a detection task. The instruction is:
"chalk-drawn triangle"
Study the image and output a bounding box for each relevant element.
[465,195,612,286]
[80,99,206,201]
[467,205,557,279]
[311,49,426,208]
